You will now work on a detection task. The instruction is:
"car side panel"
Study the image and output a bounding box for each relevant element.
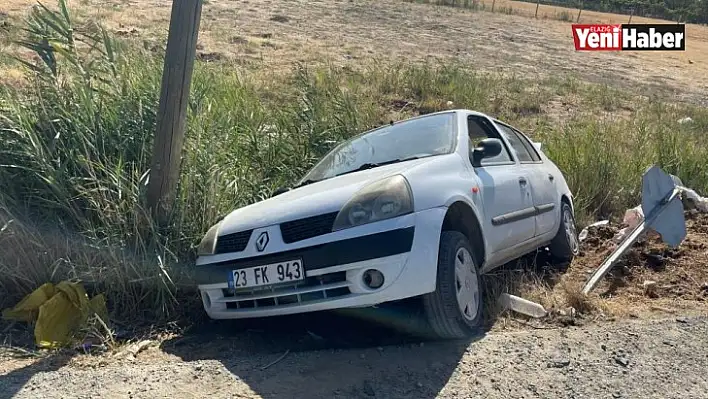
[526,164,559,237]
[537,148,574,239]
[474,165,536,251]
[402,154,490,255]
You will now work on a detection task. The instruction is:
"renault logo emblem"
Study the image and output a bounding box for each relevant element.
[255,232,269,252]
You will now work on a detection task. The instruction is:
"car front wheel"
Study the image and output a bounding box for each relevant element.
[422,231,484,340]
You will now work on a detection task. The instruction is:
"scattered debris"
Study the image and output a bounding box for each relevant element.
[613,206,644,242]
[498,293,547,318]
[557,307,577,318]
[583,166,687,295]
[579,220,609,242]
[678,116,693,124]
[679,186,708,212]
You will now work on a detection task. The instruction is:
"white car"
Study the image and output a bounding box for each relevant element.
[194,109,580,339]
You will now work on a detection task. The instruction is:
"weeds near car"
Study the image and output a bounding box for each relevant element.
[2,0,708,327]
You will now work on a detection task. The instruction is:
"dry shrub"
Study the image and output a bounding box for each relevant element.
[559,279,597,314]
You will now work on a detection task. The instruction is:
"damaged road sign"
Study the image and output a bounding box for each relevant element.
[641,165,686,248]
[582,165,686,295]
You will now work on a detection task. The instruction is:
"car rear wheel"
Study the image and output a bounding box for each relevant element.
[549,201,580,264]
[422,231,484,340]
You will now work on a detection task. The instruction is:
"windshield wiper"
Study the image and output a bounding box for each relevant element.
[293,179,319,189]
[335,156,421,177]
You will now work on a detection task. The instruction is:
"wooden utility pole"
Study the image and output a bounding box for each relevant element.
[576,1,583,22]
[147,0,203,223]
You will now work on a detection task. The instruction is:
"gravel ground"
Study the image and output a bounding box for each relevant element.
[2,314,707,399]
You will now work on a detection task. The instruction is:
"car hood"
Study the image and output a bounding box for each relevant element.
[218,156,440,235]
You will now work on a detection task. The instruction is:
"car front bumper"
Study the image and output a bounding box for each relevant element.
[195,207,446,319]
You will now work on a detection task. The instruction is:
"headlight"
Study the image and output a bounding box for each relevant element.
[332,175,414,231]
[197,222,221,256]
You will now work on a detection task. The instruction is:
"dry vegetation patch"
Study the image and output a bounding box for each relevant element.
[2,0,708,104]
[486,209,708,331]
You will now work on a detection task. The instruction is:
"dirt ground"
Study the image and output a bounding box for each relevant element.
[570,210,708,311]
[2,0,708,105]
[1,315,708,398]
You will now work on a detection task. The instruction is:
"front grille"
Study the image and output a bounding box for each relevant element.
[220,271,350,309]
[280,212,339,244]
[214,230,253,254]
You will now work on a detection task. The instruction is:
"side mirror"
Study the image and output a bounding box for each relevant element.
[472,138,503,167]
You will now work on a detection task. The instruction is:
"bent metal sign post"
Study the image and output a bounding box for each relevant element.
[572,24,686,51]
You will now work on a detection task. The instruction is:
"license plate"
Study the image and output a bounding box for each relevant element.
[229,259,305,289]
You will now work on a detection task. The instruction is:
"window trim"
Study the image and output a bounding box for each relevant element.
[508,125,543,163]
[467,115,516,167]
[493,120,543,165]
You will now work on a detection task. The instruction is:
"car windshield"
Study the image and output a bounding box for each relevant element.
[300,112,457,183]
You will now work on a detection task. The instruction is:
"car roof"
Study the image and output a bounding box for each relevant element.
[390,109,490,122]
[351,109,492,139]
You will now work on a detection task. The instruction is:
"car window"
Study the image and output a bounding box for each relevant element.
[508,125,542,162]
[300,112,457,182]
[494,122,535,163]
[467,116,513,165]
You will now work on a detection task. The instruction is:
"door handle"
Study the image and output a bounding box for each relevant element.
[518,177,527,185]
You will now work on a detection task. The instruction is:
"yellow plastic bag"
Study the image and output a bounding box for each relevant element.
[2,281,108,348]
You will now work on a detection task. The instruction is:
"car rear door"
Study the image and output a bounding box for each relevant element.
[494,121,557,237]
[467,115,536,253]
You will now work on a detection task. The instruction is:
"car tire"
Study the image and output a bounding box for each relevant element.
[548,201,580,264]
[422,231,484,340]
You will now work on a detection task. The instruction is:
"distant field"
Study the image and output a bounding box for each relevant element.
[1,0,707,105]
[474,0,689,23]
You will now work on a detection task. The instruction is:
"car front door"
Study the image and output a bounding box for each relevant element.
[467,115,536,254]
[494,121,557,237]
